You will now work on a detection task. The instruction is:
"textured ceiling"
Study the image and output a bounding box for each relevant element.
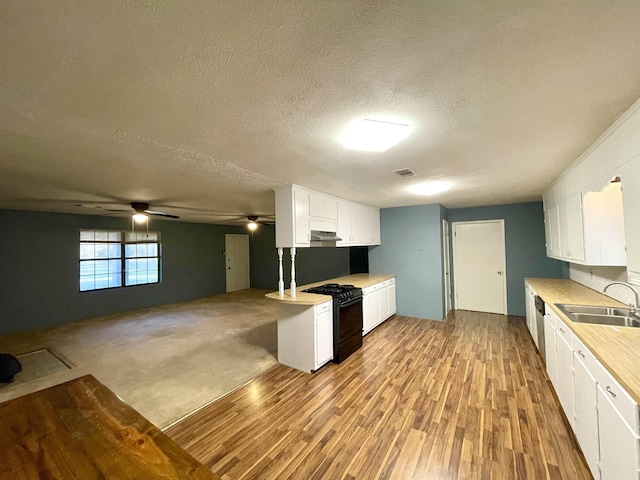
[2,1,640,224]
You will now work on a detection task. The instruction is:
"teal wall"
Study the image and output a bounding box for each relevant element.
[369,204,445,320]
[0,209,247,335]
[0,211,356,335]
[447,202,569,316]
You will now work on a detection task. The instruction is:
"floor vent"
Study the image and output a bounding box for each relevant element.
[15,349,71,383]
[393,168,416,177]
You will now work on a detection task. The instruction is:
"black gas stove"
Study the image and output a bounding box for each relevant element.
[302,283,363,363]
[302,283,363,305]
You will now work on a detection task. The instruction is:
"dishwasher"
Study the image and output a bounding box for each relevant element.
[534,295,546,364]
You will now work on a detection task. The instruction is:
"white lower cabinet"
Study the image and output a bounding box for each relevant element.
[555,326,575,429]
[389,283,396,316]
[314,307,333,370]
[544,313,558,388]
[597,384,640,480]
[524,283,538,347]
[277,300,333,373]
[362,287,379,334]
[573,342,600,480]
[362,278,396,335]
[541,306,640,480]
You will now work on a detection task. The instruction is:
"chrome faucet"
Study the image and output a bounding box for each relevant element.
[604,282,640,314]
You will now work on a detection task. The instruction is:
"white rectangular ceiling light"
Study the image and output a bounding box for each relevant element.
[343,119,411,152]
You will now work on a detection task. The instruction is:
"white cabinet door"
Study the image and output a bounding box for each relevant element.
[544,314,558,387]
[379,285,390,324]
[527,287,540,348]
[294,188,310,245]
[566,193,585,261]
[362,291,379,335]
[525,285,538,346]
[350,204,363,245]
[544,208,552,256]
[555,330,575,428]
[315,309,333,369]
[371,207,381,245]
[557,193,585,261]
[573,352,600,480]
[336,199,352,246]
[621,158,640,285]
[389,283,396,315]
[524,285,531,332]
[597,384,640,480]
[362,207,373,244]
[309,192,338,221]
[548,204,561,257]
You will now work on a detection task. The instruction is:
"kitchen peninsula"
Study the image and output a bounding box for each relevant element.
[266,273,396,373]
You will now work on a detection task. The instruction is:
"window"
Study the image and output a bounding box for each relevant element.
[79,230,161,292]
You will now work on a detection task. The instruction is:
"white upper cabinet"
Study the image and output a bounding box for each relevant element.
[371,207,381,245]
[294,187,311,246]
[350,203,364,244]
[545,182,625,265]
[336,199,352,246]
[620,158,640,285]
[543,98,640,270]
[545,204,561,257]
[560,193,585,262]
[309,192,338,221]
[276,184,381,248]
[583,181,626,266]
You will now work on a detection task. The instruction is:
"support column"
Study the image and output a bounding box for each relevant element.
[277,247,285,298]
[290,247,297,299]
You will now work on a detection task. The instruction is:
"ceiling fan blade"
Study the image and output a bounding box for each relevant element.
[145,210,180,219]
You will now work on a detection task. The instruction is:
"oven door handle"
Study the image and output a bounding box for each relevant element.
[340,297,363,308]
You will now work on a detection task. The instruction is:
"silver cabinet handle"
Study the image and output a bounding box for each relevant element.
[559,327,565,334]
[577,350,585,358]
[606,386,617,398]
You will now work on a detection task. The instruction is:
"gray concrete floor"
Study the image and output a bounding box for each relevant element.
[0,289,278,429]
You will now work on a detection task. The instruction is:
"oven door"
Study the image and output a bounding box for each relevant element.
[339,297,363,341]
[334,296,363,363]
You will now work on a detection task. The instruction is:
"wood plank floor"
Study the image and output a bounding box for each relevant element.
[166,310,591,479]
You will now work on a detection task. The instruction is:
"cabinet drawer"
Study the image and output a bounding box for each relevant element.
[544,313,556,330]
[555,320,573,344]
[363,283,382,294]
[573,335,600,374]
[315,301,332,315]
[591,355,639,433]
[362,285,376,295]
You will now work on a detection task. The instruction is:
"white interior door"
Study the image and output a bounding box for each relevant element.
[225,234,250,292]
[442,219,452,317]
[452,220,507,314]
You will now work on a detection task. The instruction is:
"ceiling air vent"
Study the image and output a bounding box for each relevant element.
[393,168,416,178]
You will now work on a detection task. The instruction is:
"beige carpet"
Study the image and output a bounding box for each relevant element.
[0,289,278,429]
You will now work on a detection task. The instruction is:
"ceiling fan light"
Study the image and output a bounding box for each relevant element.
[247,221,258,231]
[133,213,148,223]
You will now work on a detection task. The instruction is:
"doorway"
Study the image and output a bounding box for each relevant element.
[442,219,452,317]
[452,220,507,314]
[225,234,250,292]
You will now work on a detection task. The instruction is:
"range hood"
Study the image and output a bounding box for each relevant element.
[310,230,342,242]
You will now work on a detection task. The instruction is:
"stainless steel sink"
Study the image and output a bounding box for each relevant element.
[555,303,640,328]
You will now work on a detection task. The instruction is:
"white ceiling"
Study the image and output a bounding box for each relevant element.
[2,1,640,224]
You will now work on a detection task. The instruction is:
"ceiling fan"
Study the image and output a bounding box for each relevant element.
[106,202,180,220]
